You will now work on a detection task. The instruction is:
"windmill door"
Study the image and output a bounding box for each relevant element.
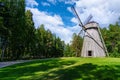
[88,50,93,57]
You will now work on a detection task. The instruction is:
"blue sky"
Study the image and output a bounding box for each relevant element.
[38,0,75,26]
[26,0,120,43]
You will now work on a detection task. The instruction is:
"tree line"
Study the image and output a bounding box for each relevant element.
[0,0,120,61]
[0,0,64,61]
[101,22,120,57]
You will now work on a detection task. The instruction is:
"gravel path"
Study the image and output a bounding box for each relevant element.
[0,60,31,68]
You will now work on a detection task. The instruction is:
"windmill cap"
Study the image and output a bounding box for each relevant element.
[85,21,99,29]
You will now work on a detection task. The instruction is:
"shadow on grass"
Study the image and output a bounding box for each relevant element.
[37,63,120,80]
[58,63,120,80]
[0,58,120,80]
[0,58,76,80]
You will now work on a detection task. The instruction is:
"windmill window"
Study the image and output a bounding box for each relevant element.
[88,50,92,56]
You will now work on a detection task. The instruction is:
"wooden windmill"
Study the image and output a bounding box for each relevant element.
[71,6,109,57]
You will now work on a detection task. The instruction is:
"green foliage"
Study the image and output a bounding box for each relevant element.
[0,58,120,80]
[101,22,120,57]
[63,33,83,57]
[24,10,36,58]
[71,33,83,57]
[63,44,73,57]
[35,25,64,58]
[0,0,65,61]
[0,0,26,60]
[1,0,120,60]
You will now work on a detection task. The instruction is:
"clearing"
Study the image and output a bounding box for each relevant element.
[0,57,120,80]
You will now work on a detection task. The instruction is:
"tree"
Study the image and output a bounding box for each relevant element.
[54,37,64,57]
[0,0,66,60]
[35,25,64,58]
[24,10,36,59]
[9,0,25,60]
[101,22,120,57]
[63,44,73,57]
[0,0,26,60]
[70,33,83,57]
[0,0,11,61]
[35,25,46,58]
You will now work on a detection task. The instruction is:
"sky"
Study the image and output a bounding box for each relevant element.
[26,0,120,44]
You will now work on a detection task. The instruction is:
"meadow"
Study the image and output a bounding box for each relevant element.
[0,57,120,80]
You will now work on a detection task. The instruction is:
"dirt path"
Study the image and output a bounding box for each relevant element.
[0,60,31,68]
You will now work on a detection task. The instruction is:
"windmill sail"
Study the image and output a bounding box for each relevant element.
[71,6,84,28]
[84,14,93,25]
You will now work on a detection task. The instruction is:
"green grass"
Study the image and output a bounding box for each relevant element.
[0,57,120,80]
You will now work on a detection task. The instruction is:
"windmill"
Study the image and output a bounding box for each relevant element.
[71,6,109,57]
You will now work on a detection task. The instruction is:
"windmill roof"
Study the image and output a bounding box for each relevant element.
[87,21,98,24]
[85,21,99,29]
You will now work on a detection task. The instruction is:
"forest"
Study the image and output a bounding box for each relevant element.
[0,0,120,61]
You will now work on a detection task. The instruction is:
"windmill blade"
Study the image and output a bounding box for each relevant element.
[78,29,83,36]
[84,14,93,25]
[71,6,84,28]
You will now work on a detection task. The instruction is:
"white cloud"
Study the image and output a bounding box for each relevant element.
[71,17,78,24]
[30,8,63,27]
[41,2,50,6]
[74,0,120,27]
[67,7,72,13]
[47,0,56,4]
[26,0,38,7]
[26,7,76,43]
[25,0,80,43]
[26,0,120,43]
[64,0,77,4]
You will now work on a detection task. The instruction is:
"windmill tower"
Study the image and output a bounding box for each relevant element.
[71,6,109,57]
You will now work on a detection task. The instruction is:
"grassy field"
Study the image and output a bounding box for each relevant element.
[0,57,120,80]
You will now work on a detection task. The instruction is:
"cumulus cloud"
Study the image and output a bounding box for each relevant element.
[26,8,64,27]
[26,0,38,7]
[41,2,50,6]
[67,7,72,13]
[26,7,76,43]
[47,0,56,5]
[71,17,78,24]
[64,0,78,4]
[26,0,120,43]
[25,0,81,43]
[74,0,120,27]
